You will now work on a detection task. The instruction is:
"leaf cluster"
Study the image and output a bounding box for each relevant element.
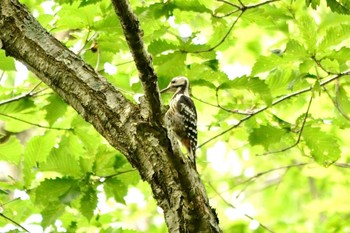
[1,0,350,232]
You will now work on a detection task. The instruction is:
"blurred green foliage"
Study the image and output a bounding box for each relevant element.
[1,0,350,232]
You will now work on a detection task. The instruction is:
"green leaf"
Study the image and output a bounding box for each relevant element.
[336,86,350,114]
[191,79,217,89]
[79,0,100,7]
[56,2,98,29]
[187,63,226,85]
[327,46,350,62]
[215,1,236,16]
[148,39,178,55]
[100,228,143,233]
[59,183,80,205]
[104,177,128,204]
[0,136,23,164]
[44,94,68,125]
[0,98,35,115]
[320,58,340,73]
[35,177,77,206]
[0,97,39,132]
[266,69,299,96]
[41,147,82,177]
[80,185,97,221]
[173,0,212,13]
[41,202,65,228]
[94,146,126,176]
[73,124,99,154]
[312,80,322,96]
[249,125,287,150]
[251,54,283,75]
[318,24,350,50]
[93,14,123,33]
[116,165,140,187]
[285,40,308,59]
[302,126,341,166]
[299,59,315,73]
[154,52,187,78]
[24,131,57,166]
[306,0,321,9]
[326,0,350,14]
[0,50,16,71]
[219,76,272,105]
[296,14,317,51]
[60,133,86,161]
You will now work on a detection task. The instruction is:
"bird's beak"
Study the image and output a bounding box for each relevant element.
[160,84,172,93]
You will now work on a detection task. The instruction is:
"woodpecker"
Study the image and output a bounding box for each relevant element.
[160,76,197,169]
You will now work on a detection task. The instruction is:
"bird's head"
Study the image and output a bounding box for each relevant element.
[160,76,189,95]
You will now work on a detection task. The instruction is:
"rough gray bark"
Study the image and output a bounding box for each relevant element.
[0,0,221,232]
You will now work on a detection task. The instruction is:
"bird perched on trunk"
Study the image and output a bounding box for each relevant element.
[160,76,197,169]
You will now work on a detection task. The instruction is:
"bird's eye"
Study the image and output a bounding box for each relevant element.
[171,80,176,84]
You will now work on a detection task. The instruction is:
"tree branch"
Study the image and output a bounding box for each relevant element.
[111,0,162,122]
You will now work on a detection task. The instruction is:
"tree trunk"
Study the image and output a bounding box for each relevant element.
[0,0,221,232]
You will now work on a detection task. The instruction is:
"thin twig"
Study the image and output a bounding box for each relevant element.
[115,60,134,67]
[213,9,241,18]
[97,60,135,73]
[77,29,90,55]
[323,81,350,121]
[191,95,253,115]
[312,56,337,76]
[259,94,313,156]
[187,10,244,53]
[0,197,20,207]
[0,82,45,106]
[0,71,5,83]
[212,163,308,199]
[0,213,30,232]
[198,72,350,149]
[208,182,275,233]
[246,0,279,9]
[0,112,72,131]
[237,0,245,6]
[0,198,30,233]
[216,87,256,115]
[102,169,137,181]
[184,0,279,52]
[95,46,101,72]
[214,0,280,18]
[334,162,350,168]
